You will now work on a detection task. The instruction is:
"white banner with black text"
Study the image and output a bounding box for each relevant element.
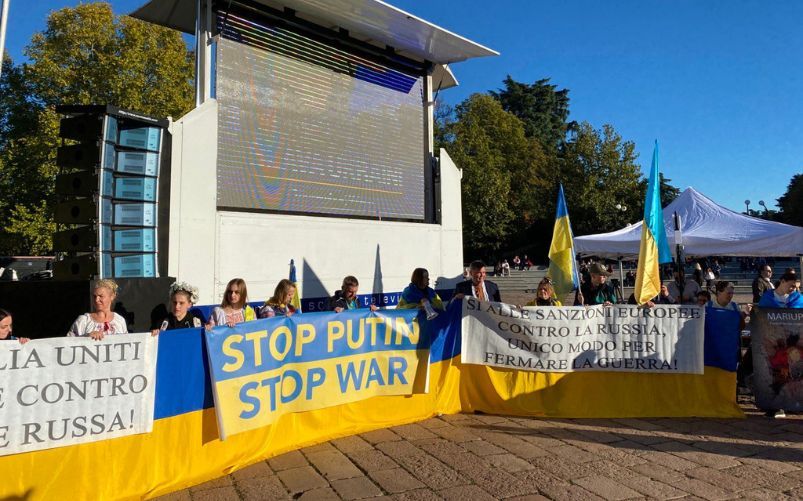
[461,299,704,374]
[0,334,158,456]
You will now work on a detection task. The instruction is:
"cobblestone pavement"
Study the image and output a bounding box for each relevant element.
[158,397,803,500]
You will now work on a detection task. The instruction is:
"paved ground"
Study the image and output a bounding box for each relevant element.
[158,396,803,500]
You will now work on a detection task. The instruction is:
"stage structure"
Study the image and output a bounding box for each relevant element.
[131,0,497,307]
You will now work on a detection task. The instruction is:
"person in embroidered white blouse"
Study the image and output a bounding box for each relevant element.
[67,279,128,340]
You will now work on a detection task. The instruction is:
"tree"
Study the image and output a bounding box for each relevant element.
[659,173,681,206]
[746,208,779,221]
[25,4,193,117]
[0,57,58,254]
[558,122,644,236]
[490,76,575,152]
[777,172,803,226]
[433,100,454,153]
[443,94,550,258]
[0,3,194,255]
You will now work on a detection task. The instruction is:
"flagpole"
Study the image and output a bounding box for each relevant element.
[0,0,10,81]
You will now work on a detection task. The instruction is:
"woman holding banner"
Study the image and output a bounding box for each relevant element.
[259,279,298,318]
[526,279,562,307]
[66,279,129,340]
[0,309,29,343]
[207,278,256,328]
[398,268,444,312]
[152,282,204,334]
[708,281,745,320]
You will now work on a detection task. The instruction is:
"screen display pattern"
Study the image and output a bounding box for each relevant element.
[215,11,426,220]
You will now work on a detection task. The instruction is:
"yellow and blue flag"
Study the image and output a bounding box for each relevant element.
[548,184,580,297]
[289,259,302,313]
[634,141,672,304]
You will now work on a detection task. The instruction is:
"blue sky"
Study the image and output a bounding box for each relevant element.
[5,0,801,214]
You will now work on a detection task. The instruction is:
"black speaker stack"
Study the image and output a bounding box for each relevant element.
[52,105,171,280]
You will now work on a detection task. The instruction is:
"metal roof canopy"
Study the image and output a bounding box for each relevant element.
[130,0,498,65]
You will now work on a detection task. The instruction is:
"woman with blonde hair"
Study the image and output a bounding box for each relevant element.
[259,279,298,318]
[67,279,128,340]
[207,278,256,328]
[526,279,562,307]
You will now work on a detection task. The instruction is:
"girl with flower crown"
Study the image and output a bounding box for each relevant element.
[259,279,298,318]
[152,281,203,334]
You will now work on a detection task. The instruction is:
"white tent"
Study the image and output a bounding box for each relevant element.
[574,187,803,259]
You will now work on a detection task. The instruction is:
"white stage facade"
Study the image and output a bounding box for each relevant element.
[131,0,497,306]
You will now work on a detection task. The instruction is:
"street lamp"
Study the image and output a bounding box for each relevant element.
[615,203,628,225]
[744,199,751,215]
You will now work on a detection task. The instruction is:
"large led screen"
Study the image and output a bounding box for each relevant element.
[215,13,426,220]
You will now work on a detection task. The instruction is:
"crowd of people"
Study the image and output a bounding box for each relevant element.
[492,254,534,276]
[2,254,801,412]
[0,267,450,342]
[1,260,799,347]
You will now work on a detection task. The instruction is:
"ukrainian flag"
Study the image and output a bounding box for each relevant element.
[634,141,672,304]
[548,184,580,297]
[289,259,302,313]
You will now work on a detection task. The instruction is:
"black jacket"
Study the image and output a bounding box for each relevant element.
[453,280,501,302]
[328,290,360,311]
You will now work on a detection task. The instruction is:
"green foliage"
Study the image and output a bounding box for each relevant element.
[443,75,684,262]
[0,2,194,255]
[4,202,56,255]
[490,76,574,151]
[444,94,551,257]
[746,208,779,221]
[25,3,194,117]
[658,173,681,206]
[777,173,803,226]
[559,122,644,235]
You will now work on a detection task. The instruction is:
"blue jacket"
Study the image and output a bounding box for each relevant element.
[758,289,803,308]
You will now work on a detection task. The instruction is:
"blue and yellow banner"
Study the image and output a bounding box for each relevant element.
[205,309,430,438]
[0,302,746,500]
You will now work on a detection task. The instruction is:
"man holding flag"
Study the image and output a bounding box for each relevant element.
[634,141,673,305]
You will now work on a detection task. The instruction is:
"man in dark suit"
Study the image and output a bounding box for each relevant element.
[453,260,501,302]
